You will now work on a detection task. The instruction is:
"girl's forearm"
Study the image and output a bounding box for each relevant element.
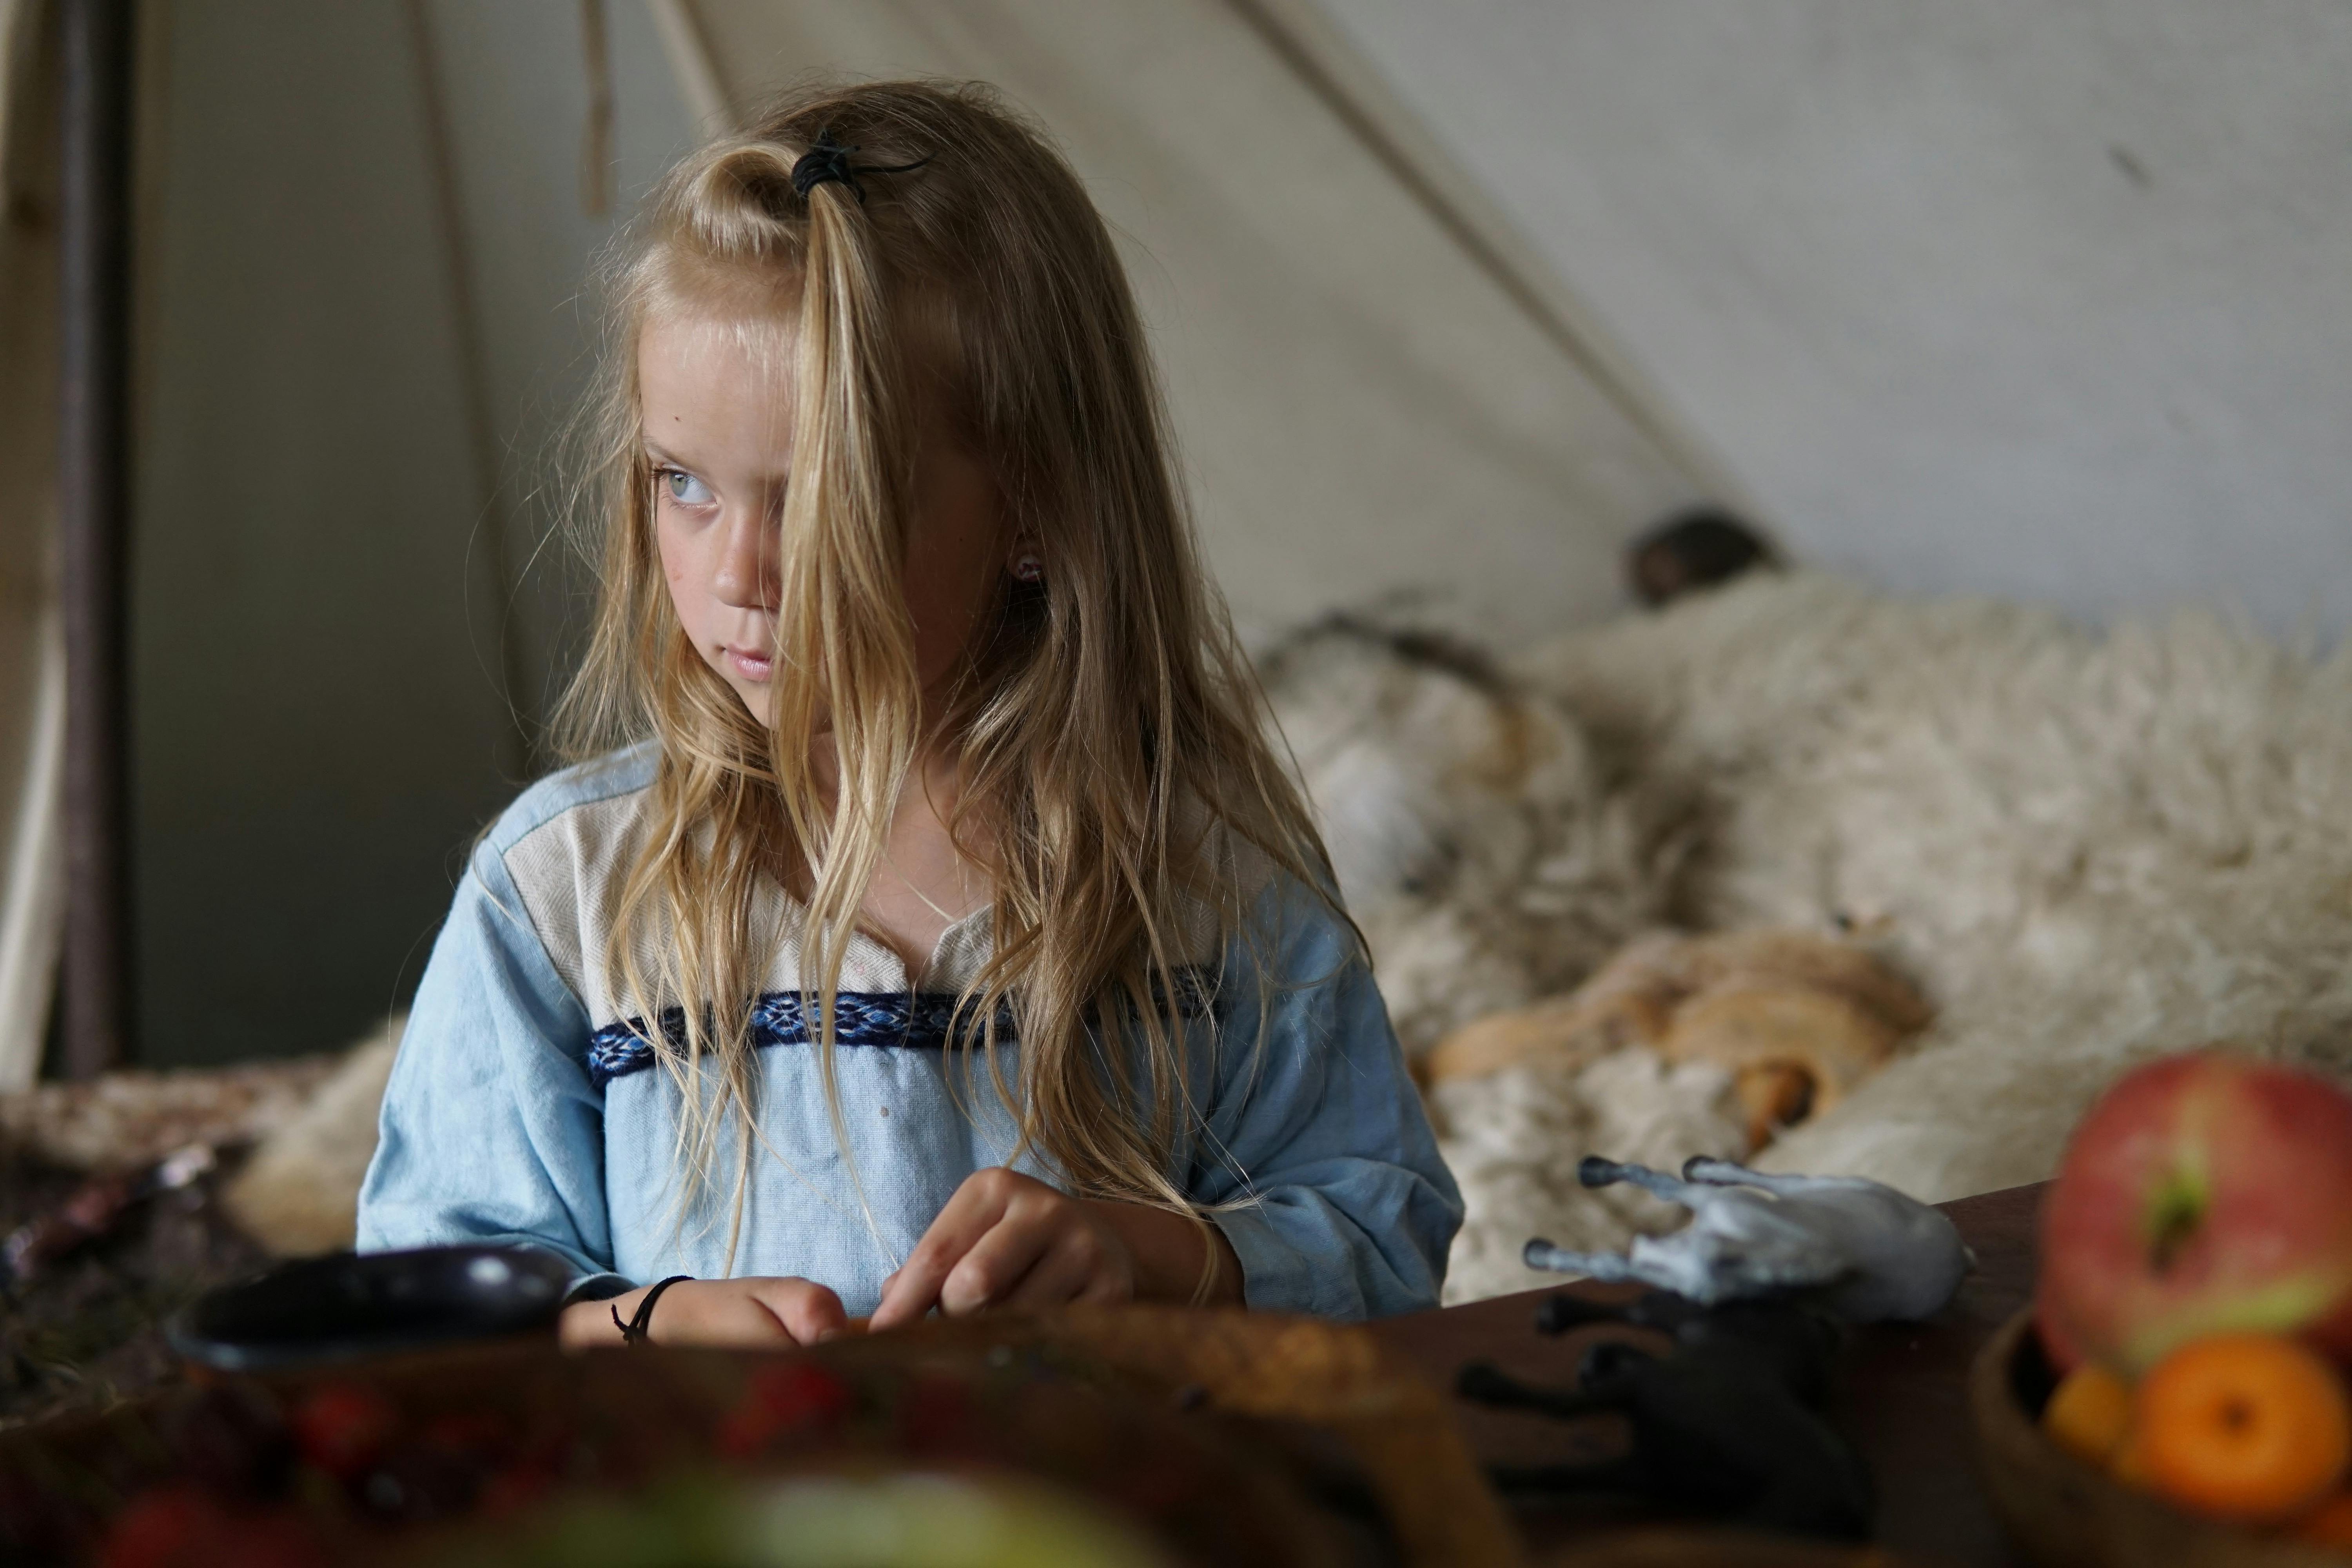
[558,1289,639,1349]
[556,1276,848,1348]
[1085,1200,1245,1306]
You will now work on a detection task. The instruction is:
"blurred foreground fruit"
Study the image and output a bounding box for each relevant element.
[2299,1490,2352,1547]
[290,1383,396,1481]
[2043,1362,2134,1466]
[2134,1334,2350,1524]
[2037,1052,2352,1374]
[98,1485,321,1568]
[2110,1431,2154,1492]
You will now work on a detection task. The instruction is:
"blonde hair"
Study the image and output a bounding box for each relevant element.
[554,80,1334,1265]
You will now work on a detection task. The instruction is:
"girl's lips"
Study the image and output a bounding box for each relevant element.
[725,646,773,682]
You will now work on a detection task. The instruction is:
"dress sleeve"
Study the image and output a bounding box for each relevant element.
[355,839,632,1303]
[1188,875,1463,1319]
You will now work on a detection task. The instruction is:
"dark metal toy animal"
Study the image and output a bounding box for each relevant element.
[1535,1287,1843,1409]
[1456,1283,1873,1540]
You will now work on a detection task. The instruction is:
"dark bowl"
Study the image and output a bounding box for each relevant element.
[166,1245,572,1373]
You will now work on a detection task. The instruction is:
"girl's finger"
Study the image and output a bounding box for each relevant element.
[661,1284,791,1348]
[869,1174,1015,1329]
[725,1298,802,1346]
[867,1273,938,1332]
[938,1212,1059,1316]
[997,1229,1109,1310]
[763,1278,849,1344]
[1076,1266,1135,1306]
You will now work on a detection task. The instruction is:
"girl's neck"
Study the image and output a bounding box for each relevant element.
[805,733,993,985]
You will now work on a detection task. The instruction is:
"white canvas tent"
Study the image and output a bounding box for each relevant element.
[1322,0,2352,637]
[7,0,2347,1082]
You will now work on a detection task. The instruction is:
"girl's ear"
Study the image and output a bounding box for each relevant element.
[1007,543,1044,583]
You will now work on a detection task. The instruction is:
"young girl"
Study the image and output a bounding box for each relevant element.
[356,80,1459,1347]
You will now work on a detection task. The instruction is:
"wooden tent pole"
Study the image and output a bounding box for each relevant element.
[57,0,134,1080]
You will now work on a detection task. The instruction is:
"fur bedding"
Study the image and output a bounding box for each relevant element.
[1267,573,2352,1303]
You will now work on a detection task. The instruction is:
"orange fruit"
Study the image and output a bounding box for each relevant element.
[2299,1490,2352,1548]
[2111,1432,2155,1492]
[2135,1334,2352,1523]
[2045,1362,2136,1466]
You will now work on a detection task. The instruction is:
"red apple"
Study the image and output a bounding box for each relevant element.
[2037,1051,2352,1376]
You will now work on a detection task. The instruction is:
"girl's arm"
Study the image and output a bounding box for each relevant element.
[356,833,630,1303]
[1185,874,1465,1319]
[557,1276,848,1347]
[1089,1192,1245,1304]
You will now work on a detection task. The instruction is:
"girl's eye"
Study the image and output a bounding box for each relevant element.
[661,468,714,506]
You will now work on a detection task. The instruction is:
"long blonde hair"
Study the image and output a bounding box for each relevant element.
[554,80,1334,1255]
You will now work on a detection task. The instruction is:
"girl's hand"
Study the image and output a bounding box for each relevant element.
[556,1276,847,1350]
[867,1168,1242,1330]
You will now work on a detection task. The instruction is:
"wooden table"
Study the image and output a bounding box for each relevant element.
[1372,1181,2044,1567]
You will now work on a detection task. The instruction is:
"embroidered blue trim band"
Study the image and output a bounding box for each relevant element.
[585,971,1218,1090]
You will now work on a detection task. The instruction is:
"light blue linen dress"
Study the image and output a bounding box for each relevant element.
[356,746,1461,1319]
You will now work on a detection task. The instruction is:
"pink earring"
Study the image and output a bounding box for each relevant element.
[1011,554,1044,583]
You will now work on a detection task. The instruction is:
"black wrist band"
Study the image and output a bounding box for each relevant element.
[612,1274,693,1346]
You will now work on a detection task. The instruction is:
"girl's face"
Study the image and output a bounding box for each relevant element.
[639,311,1011,727]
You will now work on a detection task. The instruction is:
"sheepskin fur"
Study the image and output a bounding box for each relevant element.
[1420,572,2352,1301]
[1257,615,1718,1304]
[0,1053,345,1169]
[1257,616,1670,1055]
[221,1015,403,1255]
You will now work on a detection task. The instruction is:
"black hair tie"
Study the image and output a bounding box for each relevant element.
[789,127,932,205]
[612,1274,694,1346]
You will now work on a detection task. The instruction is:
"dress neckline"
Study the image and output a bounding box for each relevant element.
[842,902,993,994]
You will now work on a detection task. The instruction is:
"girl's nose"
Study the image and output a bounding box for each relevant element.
[711,503,780,610]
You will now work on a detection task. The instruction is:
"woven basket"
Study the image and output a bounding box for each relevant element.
[1967,1307,2345,1568]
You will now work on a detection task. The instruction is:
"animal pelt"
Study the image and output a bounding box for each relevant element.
[1261,577,2352,1301]
[221,1014,403,1256]
[0,1053,346,1170]
[1255,614,1674,1057]
[0,1016,403,1258]
[1424,927,1931,1148]
[1527,573,2352,1170]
